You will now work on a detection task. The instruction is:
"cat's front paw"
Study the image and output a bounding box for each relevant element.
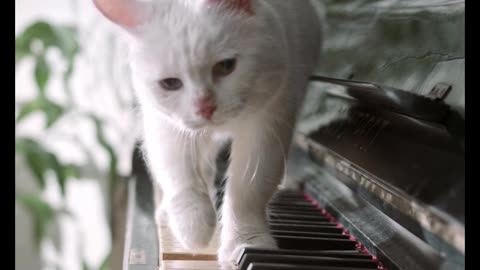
[218,231,277,262]
[166,189,217,250]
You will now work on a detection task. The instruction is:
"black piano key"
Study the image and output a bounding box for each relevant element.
[272,194,306,199]
[271,230,350,239]
[270,198,309,203]
[267,207,322,215]
[258,192,383,270]
[268,210,324,216]
[268,208,325,215]
[246,263,378,270]
[269,200,313,206]
[269,201,315,207]
[268,213,331,222]
[268,215,331,224]
[268,209,327,217]
[268,220,335,226]
[274,235,357,250]
[268,205,319,211]
[236,247,372,266]
[239,254,378,270]
[269,223,343,234]
[268,216,331,224]
[268,208,321,214]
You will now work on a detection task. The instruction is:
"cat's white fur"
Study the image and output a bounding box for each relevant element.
[94,0,322,262]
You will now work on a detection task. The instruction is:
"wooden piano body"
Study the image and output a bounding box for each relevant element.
[116,75,465,270]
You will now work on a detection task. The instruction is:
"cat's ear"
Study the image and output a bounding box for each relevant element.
[207,0,254,15]
[93,0,154,29]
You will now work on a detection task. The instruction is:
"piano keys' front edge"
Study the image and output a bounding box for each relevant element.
[162,253,218,261]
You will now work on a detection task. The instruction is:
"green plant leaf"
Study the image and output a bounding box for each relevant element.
[47,152,67,195]
[43,100,65,128]
[16,99,42,124]
[88,115,118,187]
[55,25,80,61]
[16,21,80,102]
[63,163,81,179]
[16,137,76,195]
[82,261,91,270]
[15,21,80,64]
[34,55,50,95]
[15,45,31,65]
[16,22,56,65]
[98,253,111,270]
[16,138,49,189]
[16,194,55,247]
[16,98,65,128]
[16,22,56,48]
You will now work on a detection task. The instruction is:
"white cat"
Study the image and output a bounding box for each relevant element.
[94,0,322,262]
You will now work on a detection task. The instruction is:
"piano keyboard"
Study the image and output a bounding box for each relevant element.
[158,189,384,270]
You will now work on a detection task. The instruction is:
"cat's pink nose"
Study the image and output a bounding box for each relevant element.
[195,94,217,120]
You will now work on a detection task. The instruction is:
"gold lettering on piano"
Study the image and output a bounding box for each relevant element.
[350,170,358,181]
[325,155,336,168]
[322,151,465,255]
[360,176,367,186]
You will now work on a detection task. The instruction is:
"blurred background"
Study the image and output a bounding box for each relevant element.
[15,0,464,270]
[16,1,137,269]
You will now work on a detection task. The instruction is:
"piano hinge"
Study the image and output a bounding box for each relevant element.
[426,83,452,101]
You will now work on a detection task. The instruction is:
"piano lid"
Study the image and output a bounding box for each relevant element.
[305,75,464,219]
[296,76,464,256]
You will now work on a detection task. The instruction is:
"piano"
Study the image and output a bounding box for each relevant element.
[118,75,465,270]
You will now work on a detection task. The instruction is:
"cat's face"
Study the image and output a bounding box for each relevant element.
[130,7,261,130]
[95,0,286,131]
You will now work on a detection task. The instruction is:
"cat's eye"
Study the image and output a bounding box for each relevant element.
[159,78,183,91]
[213,58,236,78]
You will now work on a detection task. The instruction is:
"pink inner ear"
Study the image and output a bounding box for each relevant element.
[207,0,253,15]
[93,0,148,28]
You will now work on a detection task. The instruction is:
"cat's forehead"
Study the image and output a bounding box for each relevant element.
[135,12,249,59]
[130,23,236,78]
[145,0,258,44]
[137,23,235,66]
[129,1,263,77]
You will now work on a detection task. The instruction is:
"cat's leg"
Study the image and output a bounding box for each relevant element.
[218,115,295,261]
[153,180,167,224]
[197,136,226,208]
[144,125,218,250]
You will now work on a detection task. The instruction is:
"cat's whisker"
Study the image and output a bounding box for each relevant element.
[264,124,288,181]
[202,136,217,175]
[182,131,189,169]
[260,110,294,130]
[248,155,260,185]
[193,138,209,191]
[189,137,200,185]
[242,150,252,181]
